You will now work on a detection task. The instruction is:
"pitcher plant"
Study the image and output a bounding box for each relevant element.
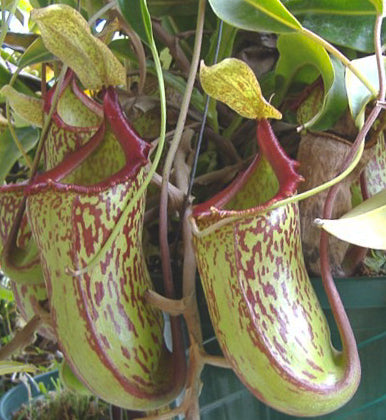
[1,1,386,419]
[24,86,186,409]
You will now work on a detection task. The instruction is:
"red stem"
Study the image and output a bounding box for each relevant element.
[319,14,385,386]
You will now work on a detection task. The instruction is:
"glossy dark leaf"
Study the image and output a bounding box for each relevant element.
[299,14,383,52]
[365,0,384,15]
[283,0,377,15]
[208,0,383,52]
[0,127,39,184]
[108,39,138,62]
[345,55,382,127]
[245,0,302,29]
[148,0,198,16]
[17,37,55,68]
[4,32,38,51]
[0,63,36,102]
[275,32,347,130]
[117,0,154,46]
[30,0,78,7]
[283,0,382,52]
[208,0,301,34]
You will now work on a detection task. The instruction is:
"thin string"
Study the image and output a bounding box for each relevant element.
[187,20,224,197]
[172,20,224,259]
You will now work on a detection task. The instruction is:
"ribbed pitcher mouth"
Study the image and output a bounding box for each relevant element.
[193,119,303,222]
[27,86,150,196]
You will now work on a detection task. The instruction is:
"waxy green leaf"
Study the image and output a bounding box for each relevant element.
[284,0,377,15]
[367,0,385,15]
[208,0,301,34]
[148,0,198,16]
[316,189,386,250]
[285,0,382,52]
[0,127,39,184]
[245,0,302,29]
[30,0,49,6]
[209,1,382,52]
[31,5,126,89]
[1,85,43,127]
[275,32,347,130]
[117,0,154,46]
[17,37,55,68]
[0,63,36,101]
[4,32,38,51]
[345,55,382,127]
[200,58,282,120]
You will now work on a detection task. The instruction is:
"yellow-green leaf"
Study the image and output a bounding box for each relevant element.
[367,0,385,16]
[315,189,386,250]
[200,58,281,120]
[0,360,36,375]
[245,0,302,31]
[0,85,43,127]
[31,5,126,90]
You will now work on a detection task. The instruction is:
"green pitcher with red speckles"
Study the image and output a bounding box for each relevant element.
[0,72,102,341]
[25,87,185,410]
[191,59,361,416]
[191,119,361,416]
[0,182,53,339]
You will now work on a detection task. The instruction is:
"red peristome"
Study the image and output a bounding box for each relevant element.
[33,123,106,185]
[257,119,303,200]
[27,87,151,195]
[193,118,303,218]
[103,87,150,165]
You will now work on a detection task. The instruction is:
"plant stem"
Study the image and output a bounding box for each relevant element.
[301,27,378,96]
[152,19,191,75]
[0,316,42,360]
[6,100,33,170]
[156,1,207,418]
[28,66,68,178]
[158,0,206,297]
[319,11,385,395]
[70,13,168,275]
[113,11,147,94]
